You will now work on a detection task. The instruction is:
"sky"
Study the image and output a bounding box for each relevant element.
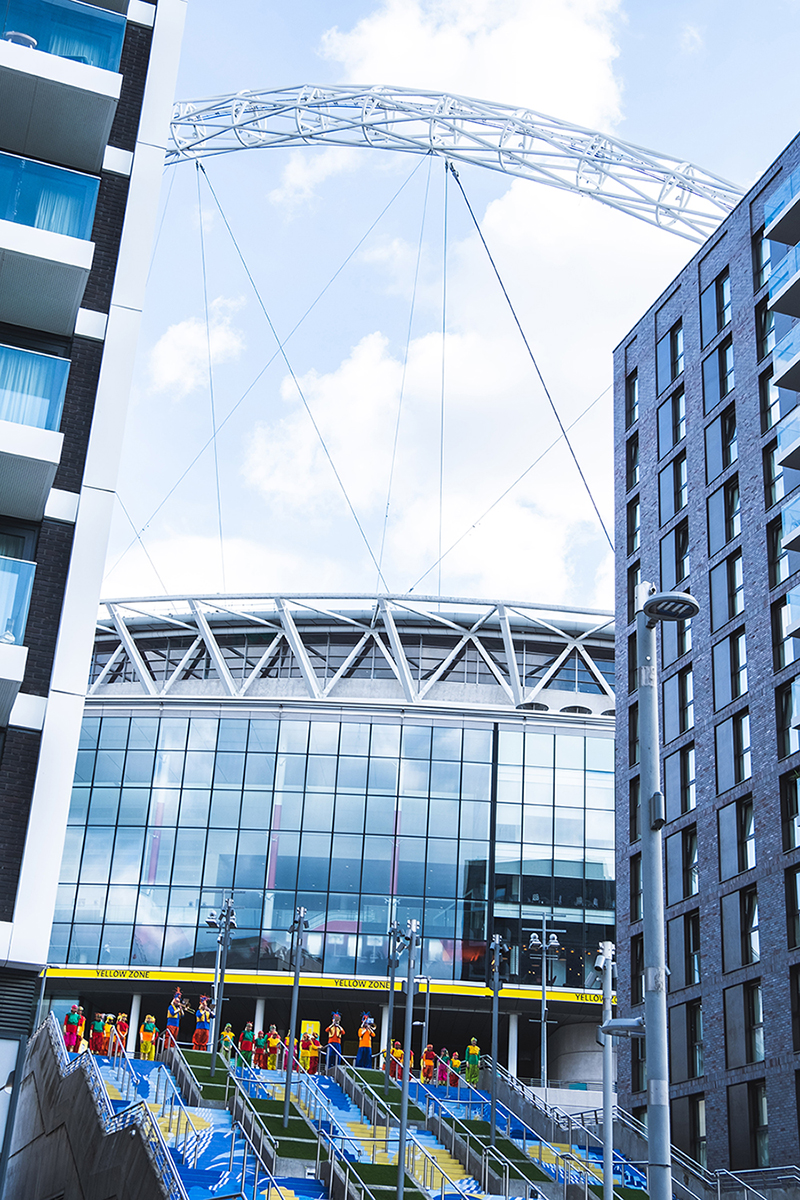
[101,0,800,611]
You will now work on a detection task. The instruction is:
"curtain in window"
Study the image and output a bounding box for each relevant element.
[0,344,68,429]
[0,558,29,644]
[33,178,82,237]
[46,28,102,65]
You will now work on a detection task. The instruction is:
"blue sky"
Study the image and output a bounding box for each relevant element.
[103,1,800,608]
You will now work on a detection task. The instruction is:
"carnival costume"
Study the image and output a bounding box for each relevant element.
[437,1049,449,1084]
[63,1005,81,1052]
[220,1024,235,1059]
[325,1013,344,1069]
[139,1016,158,1060]
[266,1025,281,1070]
[239,1022,255,1065]
[193,997,212,1051]
[422,1043,435,1083]
[355,1013,375,1068]
[465,1038,480,1085]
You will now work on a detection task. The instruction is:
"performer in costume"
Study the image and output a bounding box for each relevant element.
[299,1031,312,1072]
[77,1007,86,1048]
[325,1013,344,1070]
[239,1022,255,1065]
[355,1013,375,1068]
[116,1013,129,1050]
[101,1013,114,1055]
[421,1043,435,1083]
[266,1024,281,1070]
[465,1037,480,1085]
[436,1049,449,1084]
[389,1040,403,1080]
[193,996,212,1051]
[165,988,185,1045]
[254,1030,267,1070]
[449,1050,461,1086]
[309,1034,320,1075]
[220,1023,235,1059]
[89,1012,105,1054]
[139,1015,158,1061]
[63,1005,81,1052]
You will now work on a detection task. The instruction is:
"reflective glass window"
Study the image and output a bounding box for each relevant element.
[188,718,218,750]
[361,836,393,894]
[158,718,188,750]
[432,727,462,760]
[272,793,302,830]
[523,805,553,842]
[87,787,118,825]
[328,834,361,892]
[429,797,459,838]
[243,754,275,788]
[365,792,395,835]
[79,716,100,749]
[308,722,339,754]
[128,718,158,750]
[149,789,178,826]
[153,749,184,788]
[105,885,138,923]
[498,730,523,765]
[248,719,278,752]
[167,887,201,925]
[555,808,584,846]
[279,721,309,753]
[178,790,211,827]
[99,717,128,749]
[182,751,214,788]
[100,926,133,964]
[303,793,334,832]
[266,831,298,891]
[401,725,432,758]
[132,926,165,966]
[171,829,206,885]
[371,724,401,757]
[74,883,105,922]
[94,749,124,786]
[306,755,337,791]
[429,760,459,797]
[461,761,490,800]
[141,827,175,886]
[217,719,248,751]
[74,750,95,785]
[54,883,75,923]
[298,833,333,890]
[399,757,429,795]
[367,757,399,794]
[118,787,149,825]
[459,801,490,840]
[79,827,113,881]
[463,728,492,761]
[109,827,145,884]
[69,925,101,964]
[214,752,245,789]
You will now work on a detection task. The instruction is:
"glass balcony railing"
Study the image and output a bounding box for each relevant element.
[778,411,800,458]
[786,590,800,636]
[0,150,98,240]
[774,325,800,379]
[1,0,125,72]
[771,244,800,301]
[766,169,800,232]
[0,342,69,431]
[0,556,35,645]
[783,497,800,549]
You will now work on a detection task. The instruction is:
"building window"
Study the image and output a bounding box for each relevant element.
[659,451,688,524]
[657,321,684,393]
[710,549,744,631]
[632,1036,646,1094]
[713,627,748,710]
[763,437,798,509]
[703,336,735,412]
[631,932,644,1006]
[776,680,800,759]
[662,616,692,668]
[745,981,765,1064]
[690,1095,707,1168]
[705,403,738,484]
[658,387,686,457]
[760,364,797,434]
[628,630,638,693]
[781,771,800,850]
[753,227,772,291]
[791,966,800,1050]
[741,885,760,964]
[683,826,699,897]
[630,852,642,922]
[626,434,640,490]
[772,594,798,671]
[708,475,741,555]
[750,1081,769,1168]
[628,561,641,623]
[787,865,800,949]
[756,298,776,361]
[719,795,756,880]
[630,775,641,844]
[665,743,696,821]
[715,709,751,792]
[627,498,641,556]
[663,666,693,743]
[667,823,699,903]
[626,371,639,427]
[686,909,701,984]
[629,702,639,766]
[688,999,704,1078]
[701,268,731,346]
[661,520,690,591]
[768,514,800,588]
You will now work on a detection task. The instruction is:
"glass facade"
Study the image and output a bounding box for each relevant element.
[0,342,69,431]
[0,554,34,643]
[0,151,99,239]
[52,711,614,984]
[1,0,126,72]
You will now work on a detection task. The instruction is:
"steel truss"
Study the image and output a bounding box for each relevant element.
[168,84,743,242]
[91,593,615,712]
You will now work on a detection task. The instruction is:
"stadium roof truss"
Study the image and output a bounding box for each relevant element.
[91,594,615,710]
[168,84,744,243]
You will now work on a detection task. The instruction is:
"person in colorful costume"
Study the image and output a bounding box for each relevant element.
[355,1014,375,1068]
[389,1040,403,1080]
[266,1025,281,1069]
[254,1031,268,1069]
[239,1022,255,1065]
[299,1032,312,1072]
[309,1035,320,1075]
[116,1013,129,1051]
[325,1013,344,1071]
[449,1051,461,1086]
[193,997,212,1051]
[101,1013,114,1055]
[465,1038,480,1085]
[77,1008,86,1050]
[63,1005,81,1052]
[139,1015,158,1061]
[165,988,185,1046]
[436,1049,449,1084]
[220,1023,235,1059]
[89,1012,105,1054]
[421,1043,435,1083]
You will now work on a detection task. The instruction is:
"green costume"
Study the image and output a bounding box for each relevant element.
[465,1038,480,1085]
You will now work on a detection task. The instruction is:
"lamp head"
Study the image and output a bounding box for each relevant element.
[528,932,542,951]
[642,590,700,624]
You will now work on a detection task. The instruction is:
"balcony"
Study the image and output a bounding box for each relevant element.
[0,343,67,518]
[0,152,97,335]
[783,497,800,553]
[777,412,800,471]
[766,169,800,246]
[0,0,124,172]
[773,325,800,391]
[0,555,35,727]
[785,591,800,640]
[770,244,800,318]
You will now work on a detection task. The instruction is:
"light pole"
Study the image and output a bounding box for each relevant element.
[396,919,418,1200]
[283,905,308,1128]
[637,584,699,1200]
[489,933,507,1147]
[595,941,616,1200]
[206,896,237,1080]
[528,914,564,1106]
[385,921,408,1097]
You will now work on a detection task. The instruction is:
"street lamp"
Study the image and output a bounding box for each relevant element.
[283,906,308,1128]
[637,583,699,1200]
[385,921,410,1097]
[528,915,564,1106]
[206,896,237,1080]
[489,933,508,1147]
[397,919,418,1200]
[594,941,617,1200]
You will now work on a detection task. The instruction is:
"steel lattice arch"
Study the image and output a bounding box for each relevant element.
[90,593,615,716]
[168,84,744,242]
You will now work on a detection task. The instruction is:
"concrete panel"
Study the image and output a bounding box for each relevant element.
[0,219,93,336]
[0,420,63,521]
[0,645,27,729]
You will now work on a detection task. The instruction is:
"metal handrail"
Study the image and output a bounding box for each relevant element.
[288,1060,367,1161]
[228,1118,284,1199]
[715,1170,770,1200]
[157,1033,204,1107]
[219,1041,280,1169]
[109,1028,201,1169]
[316,1124,384,1200]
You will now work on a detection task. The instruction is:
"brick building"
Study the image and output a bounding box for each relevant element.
[0,0,184,1159]
[615,131,800,1169]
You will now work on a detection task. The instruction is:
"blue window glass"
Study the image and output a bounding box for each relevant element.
[555,808,584,846]
[306,755,337,791]
[428,798,458,838]
[399,757,429,795]
[217,718,248,751]
[586,737,614,770]
[201,829,235,886]
[141,827,175,886]
[93,749,123,786]
[68,925,100,964]
[79,827,113,881]
[523,765,553,805]
[360,837,393,894]
[149,789,178,826]
[430,760,459,797]
[279,721,309,753]
[337,756,368,792]
[167,887,201,925]
[98,717,128,749]
[136,886,168,925]
[109,827,144,884]
[458,842,488,900]
[425,839,457,897]
[461,762,490,800]
[73,751,94,785]
[78,716,100,748]
[339,722,370,755]
[498,729,523,765]
[555,768,584,808]
[0,152,99,239]
[87,787,118,825]
[244,753,275,788]
[303,792,333,833]
[523,806,553,842]
[122,750,154,786]
[183,751,214,788]
[132,925,165,966]
[247,719,278,752]
[0,554,34,644]
[74,882,105,922]
[401,725,432,758]
[371,724,400,757]
[459,801,490,840]
[54,883,75,922]
[396,795,426,834]
[276,755,306,790]
[358,895,391,932]
[105,885,137,923]
[463,728,492,762]
[585,809,614,849]
[213,752,245,789]
[188,718,217,750]
[365,792,395,835]
[233,890,262,930]
[171,829,206,885]
[100,926,133,964]
[158,718,188,750]
[240,790,271,829]
[153,749,185,787]
[48,924,69,962]
[267,831,298,891]
[395,836,425,896]
[556,735,585,768]
[357,933,388,974]
[128,718,158,750]
[497,765,522,803]
[432,727,462,760]
[333,792,365,834]
[309,721,340,754]
[496,803,522,842]
[328,834,361,892]
[0,343,69,431]
[68,786,89,823]
[323,933,355,975]
[367,757,398,794]
[297,832,332,891]
[261,890,296,932]
[0,0,126,71]
[423,898,457,936]
[178,789,211,827]
[586,770,614,809]
[118,787,149,825]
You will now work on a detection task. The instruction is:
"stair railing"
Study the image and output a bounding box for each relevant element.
[151,1064,202,1168]
[227,1118,284,1199]
[156,1033,204,1107]
[108,1027,138,1104]
[287,1061,366,1162]
[315,1124,384,1200]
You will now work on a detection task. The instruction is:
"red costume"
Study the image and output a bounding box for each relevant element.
[422,1044,435,1083]
[309,1036,320,1075]
[63,1005,81,1052]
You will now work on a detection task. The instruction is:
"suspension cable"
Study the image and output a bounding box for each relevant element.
[196,162,227,590]
[447,162,614,552]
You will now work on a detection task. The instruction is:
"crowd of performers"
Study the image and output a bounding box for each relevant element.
[63,994,483,1085]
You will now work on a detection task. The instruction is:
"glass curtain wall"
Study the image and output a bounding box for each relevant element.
[0,0,125,71]
[0,152,99,239]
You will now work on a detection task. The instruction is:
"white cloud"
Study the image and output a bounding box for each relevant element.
[147,297,246,399]
[680,24,704,55]
[269,147,363,206]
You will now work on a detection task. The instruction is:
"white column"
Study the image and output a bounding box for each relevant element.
[128,994,141,1055]
[254,997,265,1034]
[508,1012,518,1077]
[380,1004,389,1059]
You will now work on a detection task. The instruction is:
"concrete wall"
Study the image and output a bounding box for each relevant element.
[5,1028,164,1200]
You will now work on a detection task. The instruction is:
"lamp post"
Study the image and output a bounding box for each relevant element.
[637,584,699,1200]
[528,914,564,1107]
[385,921,408,1097]
[595,941,616,1200]
[283,905,308,1128]
[396,919,418,1200]
[206,896,237,1080]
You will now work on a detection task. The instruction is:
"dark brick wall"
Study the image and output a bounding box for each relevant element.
[0,731,41,921]
[614,131,800,1169]
[53,339,103,493]
[108,23,153,155]
[80,174,131,314]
